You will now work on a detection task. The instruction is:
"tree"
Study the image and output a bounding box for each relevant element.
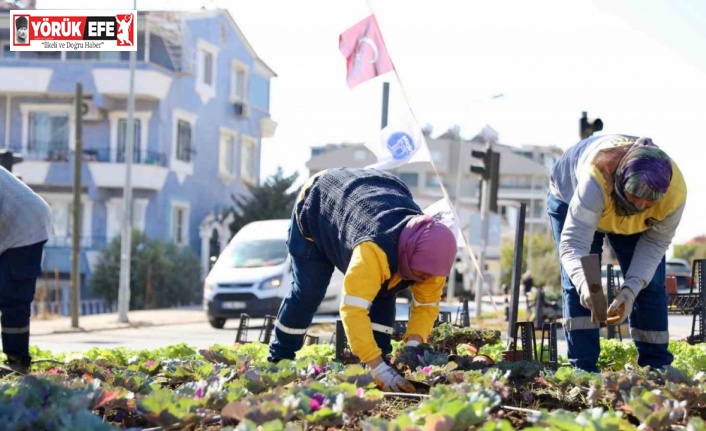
[225,167,300,237]
[500,231,561,291]
[90,230,202,309]
[673,237,706,266]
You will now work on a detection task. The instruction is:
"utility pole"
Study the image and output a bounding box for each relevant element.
[474,140,492,318]
[470,140,500,318]
[70,83,83,329]
[381,82,389,128]
[118,2,137,323]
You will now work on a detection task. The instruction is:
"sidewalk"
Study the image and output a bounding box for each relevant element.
[30,308,207,336]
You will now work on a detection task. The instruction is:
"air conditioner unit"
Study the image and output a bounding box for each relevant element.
[81,99,104,121]
[233,101,249,118]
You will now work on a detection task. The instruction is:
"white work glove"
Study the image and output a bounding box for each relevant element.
[577,281,594,312]
[405,339,420,347]
[370,362,415,393]
[606,287,636,325]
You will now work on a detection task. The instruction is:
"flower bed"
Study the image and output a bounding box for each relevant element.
[2,327,706,430]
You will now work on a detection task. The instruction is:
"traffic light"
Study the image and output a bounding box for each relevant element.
[0,150,22,172]
[580,111,603,140]
[470,149,501,213]
[470,150,491,179]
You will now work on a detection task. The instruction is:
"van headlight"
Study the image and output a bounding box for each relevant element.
[204,280,215,296]
[260,275,284,290]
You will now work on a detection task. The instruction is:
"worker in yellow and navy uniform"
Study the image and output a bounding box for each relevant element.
[268,168,457,392]
[548,135,686,372]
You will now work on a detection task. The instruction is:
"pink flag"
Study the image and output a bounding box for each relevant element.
[339,14,395,88]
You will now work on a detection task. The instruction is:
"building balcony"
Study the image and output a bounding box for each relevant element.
[14,146,169,191]
[45,235,108,251]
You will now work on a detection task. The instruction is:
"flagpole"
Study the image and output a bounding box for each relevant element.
[381,82,389,128]
[363,2,488,306]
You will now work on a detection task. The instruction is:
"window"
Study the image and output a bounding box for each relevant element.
[171,203,189,246]
[240,136,257,184]
[202,51,213,86]
[195,40,218,103]
[229,60,248,101]
[41,193,92,247]
[398,172,419,188]
[28,112,70,161]
[431,151,443,162]
[219,128,238,181]
[109,111,152,164]
[171,110,197,180]
[117,119,141,163]
[106,198,148,240]
[426,174,444,188]
[1,43,16,59]
[18,51,60,60]
[176,120,192,163]
[66,51,121,61]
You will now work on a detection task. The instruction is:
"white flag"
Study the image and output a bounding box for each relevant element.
[423,198,465,248]
[364,108,431,170]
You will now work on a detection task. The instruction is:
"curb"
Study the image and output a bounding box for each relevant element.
[31,311,208,336]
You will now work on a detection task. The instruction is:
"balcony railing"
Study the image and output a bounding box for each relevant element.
[83,147,169,167]
[45,236,108,250]
[19,146,168,167]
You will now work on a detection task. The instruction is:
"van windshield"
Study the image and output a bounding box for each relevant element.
[219,240,288,268]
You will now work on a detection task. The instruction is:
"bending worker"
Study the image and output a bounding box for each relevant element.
[268,168,457,392]
[548,135,686,372]
[0,166,53,374]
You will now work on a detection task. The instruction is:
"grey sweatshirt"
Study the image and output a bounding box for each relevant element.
[0,167,53,255]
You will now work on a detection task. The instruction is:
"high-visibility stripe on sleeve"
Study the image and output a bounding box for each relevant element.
[342,294,372,310]
[275,320,308,335]
[371,323,394,335]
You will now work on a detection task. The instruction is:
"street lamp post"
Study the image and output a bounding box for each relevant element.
[117,1,137,323]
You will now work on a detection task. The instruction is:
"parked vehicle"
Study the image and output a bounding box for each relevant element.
[666,258,693,294]
[203,219,344,329]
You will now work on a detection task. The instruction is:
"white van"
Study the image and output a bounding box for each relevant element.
[203,219,344,329]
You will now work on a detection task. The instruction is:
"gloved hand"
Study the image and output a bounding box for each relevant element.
[607,287,636,325]
[577,281,594,312]
[371,362,415,393]
[405,339,420,347]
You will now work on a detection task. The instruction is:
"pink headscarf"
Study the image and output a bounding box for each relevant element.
[397,215,457,282]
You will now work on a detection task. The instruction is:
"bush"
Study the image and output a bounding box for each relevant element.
[89,230,202,310]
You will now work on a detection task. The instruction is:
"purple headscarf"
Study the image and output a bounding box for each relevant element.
[397,215,457,281]
[613,137,672,216]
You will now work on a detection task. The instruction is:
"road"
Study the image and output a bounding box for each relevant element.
[30,301,699,356]
[29,301,478,354]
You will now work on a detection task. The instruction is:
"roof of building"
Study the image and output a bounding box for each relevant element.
[308,138,551,177]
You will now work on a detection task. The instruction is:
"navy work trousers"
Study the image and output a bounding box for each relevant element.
[268,212,396,362]
[0,240,46,363]
[547,194,672,372]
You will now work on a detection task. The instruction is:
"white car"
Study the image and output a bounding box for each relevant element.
[203,219,343,329]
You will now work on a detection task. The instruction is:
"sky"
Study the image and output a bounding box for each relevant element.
[36,0,706,245]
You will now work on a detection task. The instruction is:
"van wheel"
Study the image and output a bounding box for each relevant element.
[209,318,226,329]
